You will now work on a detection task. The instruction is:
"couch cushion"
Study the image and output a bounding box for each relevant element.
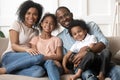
[0,74,111,80]
[0,74,82,80]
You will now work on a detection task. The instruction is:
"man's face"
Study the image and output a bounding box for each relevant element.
[56,8,73,28]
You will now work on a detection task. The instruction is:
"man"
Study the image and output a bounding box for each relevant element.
[55,6,120,80]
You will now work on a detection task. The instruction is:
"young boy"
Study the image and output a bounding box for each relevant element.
[62,19,107,80]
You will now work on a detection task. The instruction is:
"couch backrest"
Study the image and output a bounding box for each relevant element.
[0,38,9,57]
[0,37,120,57]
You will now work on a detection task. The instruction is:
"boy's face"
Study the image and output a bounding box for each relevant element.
[71,26,87,41]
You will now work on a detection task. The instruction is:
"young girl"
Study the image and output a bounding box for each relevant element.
[29,13,63,80]
[63,20,109,80]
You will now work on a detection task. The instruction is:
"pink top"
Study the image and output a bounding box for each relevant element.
[29,36,62,56]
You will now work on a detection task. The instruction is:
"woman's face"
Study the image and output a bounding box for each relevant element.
[41,16,55,33]
[24,7,38,28]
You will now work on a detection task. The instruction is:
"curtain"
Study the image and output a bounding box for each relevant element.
[112,0,120,36]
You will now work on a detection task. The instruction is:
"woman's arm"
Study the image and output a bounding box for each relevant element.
[10,30,28,52]
[10,30,40,55]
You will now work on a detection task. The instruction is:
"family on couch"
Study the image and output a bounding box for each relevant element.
[0,0,120,80]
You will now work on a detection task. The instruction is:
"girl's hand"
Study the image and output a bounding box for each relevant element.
[54,60,62,67]
[26,48,40,55]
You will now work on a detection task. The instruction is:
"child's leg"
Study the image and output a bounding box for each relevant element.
[44,60,61,80]
[70,68,82,80]
[69,52,95,80]
[99,49,111,76]
[77,52,95,70]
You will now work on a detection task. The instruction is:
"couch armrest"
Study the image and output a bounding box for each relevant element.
[0,38,9,58]
[107,36,120,56]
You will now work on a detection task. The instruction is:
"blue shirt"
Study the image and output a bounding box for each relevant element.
[57,21,109,55]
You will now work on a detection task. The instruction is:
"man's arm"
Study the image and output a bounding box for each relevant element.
[91,42,106,53]
[87,21,109,47]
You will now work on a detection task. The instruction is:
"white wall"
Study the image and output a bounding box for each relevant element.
[0,0,116,37]
[81,0,115,37]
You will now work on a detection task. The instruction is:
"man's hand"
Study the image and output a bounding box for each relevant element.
[90,42,106,53]
[72,46,88,66]
[64,67,72,74]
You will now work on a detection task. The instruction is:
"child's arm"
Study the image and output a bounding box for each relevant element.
[45,46,63,61]
[28,36,40,55]
[54,46,63,61]
[62,51,72,74]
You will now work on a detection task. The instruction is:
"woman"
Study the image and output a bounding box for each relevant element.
[0,0,45,77]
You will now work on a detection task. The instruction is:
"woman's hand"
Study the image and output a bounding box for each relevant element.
[25,48,40,55]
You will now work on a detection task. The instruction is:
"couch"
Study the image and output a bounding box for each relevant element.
[0,37,120,80]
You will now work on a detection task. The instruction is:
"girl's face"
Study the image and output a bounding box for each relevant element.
[24,7,38,28]
[41,16,55,33]
[71,26,87,41]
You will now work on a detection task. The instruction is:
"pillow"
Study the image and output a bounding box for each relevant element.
[113,50,120,60]
[112,50,120,65]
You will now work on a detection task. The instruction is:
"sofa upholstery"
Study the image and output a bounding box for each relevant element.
[0,37,120,80]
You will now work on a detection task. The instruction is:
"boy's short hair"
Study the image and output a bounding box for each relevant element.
[68,19,89,36]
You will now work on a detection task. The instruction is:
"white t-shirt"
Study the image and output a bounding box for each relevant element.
[70,34,97,53]
[2,20,38,57]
